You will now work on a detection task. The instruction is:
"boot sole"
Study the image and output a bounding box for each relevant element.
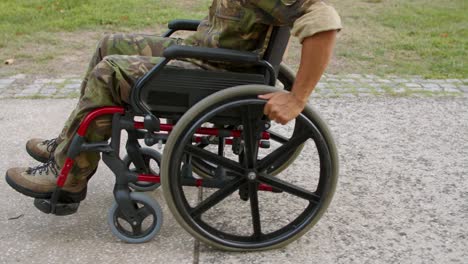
[25,146,49,163]
[5,174,87,203]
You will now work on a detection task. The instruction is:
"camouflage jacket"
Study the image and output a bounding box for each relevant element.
[184,0,320,53]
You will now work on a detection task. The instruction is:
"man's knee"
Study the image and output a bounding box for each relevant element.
[101,54,120,63]
[89,56,118,84]
[96,34,120,58]
[96,33,136,59]
[97,33,139,57]
[87,56,131,103]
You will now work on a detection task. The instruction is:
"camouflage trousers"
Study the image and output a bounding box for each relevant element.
[53,34,198,180]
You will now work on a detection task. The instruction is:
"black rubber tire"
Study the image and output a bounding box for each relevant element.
[162,85,339,251]
[277,62,295,91]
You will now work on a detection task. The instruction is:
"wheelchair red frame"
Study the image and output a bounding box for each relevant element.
[57,107,278,191]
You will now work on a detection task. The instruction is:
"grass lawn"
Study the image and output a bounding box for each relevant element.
[328,0,467,78]
[0,0,466,78]
[0,0,210,37]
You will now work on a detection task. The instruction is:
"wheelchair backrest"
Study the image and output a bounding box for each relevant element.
[262,26,291,74]
[137,27,292,119]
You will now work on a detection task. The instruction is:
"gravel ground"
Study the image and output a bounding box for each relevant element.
[0,97,466,264]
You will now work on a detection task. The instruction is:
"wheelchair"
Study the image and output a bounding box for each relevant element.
[33,20,339,251]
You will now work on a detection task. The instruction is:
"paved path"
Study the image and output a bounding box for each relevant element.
[0,74,467,99]
[0,97,466,264]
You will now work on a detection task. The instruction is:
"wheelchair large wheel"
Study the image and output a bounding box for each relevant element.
[192,63,303,178]
[277,62,295,91]
[162,85,338,251]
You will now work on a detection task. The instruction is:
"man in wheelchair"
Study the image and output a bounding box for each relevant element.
[6,0,341,221]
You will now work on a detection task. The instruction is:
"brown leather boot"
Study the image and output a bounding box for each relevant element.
[5,159,91,202]
[25,138,58,163]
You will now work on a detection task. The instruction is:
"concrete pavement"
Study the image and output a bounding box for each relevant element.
[0,97,467,264]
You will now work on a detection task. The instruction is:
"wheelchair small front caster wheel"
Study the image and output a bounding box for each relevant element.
[123,148,162,192]
[108,192,163,243]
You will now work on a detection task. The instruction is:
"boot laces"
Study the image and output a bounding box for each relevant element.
[43,138,59,153]
[27,159,59,176]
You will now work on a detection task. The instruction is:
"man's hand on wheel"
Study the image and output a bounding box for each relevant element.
[258,91,306,125]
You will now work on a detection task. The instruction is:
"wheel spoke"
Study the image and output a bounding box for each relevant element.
[195,142,209,149]
[137,206,151,220]
[218,136,225,156]
[131,222,143,235]
[241,107,260,168]
[249,182,262,238]
[258,174,320,203]
[268,131,289,144]
[190,177,247,218]
[258,131,310,172]
[142,156,152,174]
[185,145,245,175]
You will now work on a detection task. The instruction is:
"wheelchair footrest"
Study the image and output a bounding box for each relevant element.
[34,198,80,216]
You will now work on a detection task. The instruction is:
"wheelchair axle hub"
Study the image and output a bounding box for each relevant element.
[247,172,257,181]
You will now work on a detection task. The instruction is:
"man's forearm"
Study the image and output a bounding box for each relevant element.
[258,30,338,125]
[291,30,337,104]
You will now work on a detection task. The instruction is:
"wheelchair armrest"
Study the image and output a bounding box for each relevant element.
[168,19,201,31]
[163,45,260,64]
